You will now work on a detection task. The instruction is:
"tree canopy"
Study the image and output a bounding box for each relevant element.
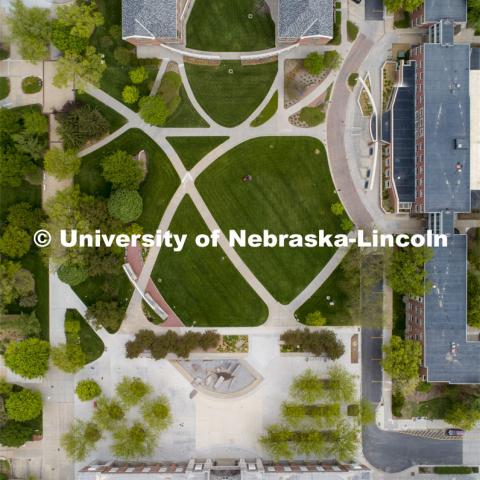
[116,377,152,407]
[4,338,50,379]
[101,150,143,190]
[44,148,82,179]
[384,0,423,12]
[5,389,42,422]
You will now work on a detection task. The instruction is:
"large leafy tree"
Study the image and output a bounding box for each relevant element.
[51,343,86,373]
[86,300,125,332]
[0,421,36,447]
[7,0,51,63]
[7,202,43,234]
[101,150,143,190]
[93,396,125,431]
[44,147,81,179]
[116,377,152,408]
[0,151,37,188]
[0,225,31,258]
[141,396,172,431]
[384,0,423,12]
[76,379,102,401]
[4,338,50,379]
[445,399,480,431]
[258,424,293,461]
[386,245,433,297]
[61,420,102,461]
[111,422,156,459]
[326,365,356,404]
[138,96,168,126]
[5,389,42,422]
[56,1,103,39]
[382,335,422,392]
[289,369,324,404]
[329,421,359,461]
[108,189,143,223]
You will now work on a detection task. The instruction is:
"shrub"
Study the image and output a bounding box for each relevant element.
[108,189,143,223]
[331,202,344,215]
[0,421,36,447]
[21,76,43,94]
[122,85,139,104]
[113,47,132,66]
[304,52,324,75]
[304,311,326,326]
[51,343,86,373]
[416,381,433,393]
[57,262,88,286]
[348,73,358,88]
[65,318,80,335]
[198,330,221,350]
[138,95,168,126]
[341,217,354,232]
[129,66,148,84]
[280,328,344,359]
[76,379,101,401]
[4,338,50,379]
[44,148,81,179]
[101,150,143,190]
[0,77,9,100]
[6,389,42,422]
[324,51,341,70]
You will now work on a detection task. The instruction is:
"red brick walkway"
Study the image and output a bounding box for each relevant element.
[126,246,185,327]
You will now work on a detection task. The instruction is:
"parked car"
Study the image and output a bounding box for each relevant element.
[352,0,362,3]
[446,429,465,437]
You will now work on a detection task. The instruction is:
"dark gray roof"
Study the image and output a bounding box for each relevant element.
[424,235,480,384]
[472,190,480,210]
[391,61,416,203]
[278,0,333,39]
[423,43,470,213]
[381,111,391,143]
[122,0,177,39]
[471,48,480,70]
[424,0,466,22]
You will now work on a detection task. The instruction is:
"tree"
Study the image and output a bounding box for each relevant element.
[22,110,48,136]
[122,85,139,104]
[330,421,359,461]
[0,151,36,188]
[61,420,102,461]
[129,66,148,84]
[294,430,326,457]
[101,150,143,190]
[12,131,48,161]
[57,262,88,286]
[5,389,42,422]
[86,300,125,332]
[76,379,102,401]
[468,271,480,328]
[138,96,168,126]
[51,344,86,373]
[326,365,355,403]
[0,421,36,447]
[0,225,31,258]
[7,202,43,234]
[445,401,480,431]
[7,0,51,63]
[108,189,143,223]
[281,402,306,427]
[258,424,293,460]
[44,148,81,179]
[304,52,325,75]
[4,339,49,378]
[51,21,88,54]
[54,46,106,91]
[198,330,221,350]
[304,311,326,326]
[382,335,422,392]
[386,245,433,297]
[111,422,156,459]
[290,369,323,404]
[141,396,172,431]
[55,1,104,39]
[359,399,376,425]
[384,0,423,13]
[116,377,152,407]
[93,396,125,431]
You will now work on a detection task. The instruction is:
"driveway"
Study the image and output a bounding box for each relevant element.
[365,0,384,21]
[361,328,464,472]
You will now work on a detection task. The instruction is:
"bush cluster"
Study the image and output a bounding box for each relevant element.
[21,76,43,94]
[126,329,221,359]
[280,328,345,360]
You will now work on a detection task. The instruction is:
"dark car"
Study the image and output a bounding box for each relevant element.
[446,429,465,437]
[352,0,362,3]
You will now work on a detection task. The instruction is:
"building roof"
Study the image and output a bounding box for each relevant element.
[278,0,333,39]
[122,0,177,39]
[424,235,480,384]
[423,43,471,213]
[391,61,416,203]
[424,0,467,23]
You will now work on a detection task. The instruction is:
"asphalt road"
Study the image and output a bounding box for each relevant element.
[365,0,384,21]
[361,328,463,472]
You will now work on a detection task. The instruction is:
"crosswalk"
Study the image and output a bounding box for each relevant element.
[399,429,462,441]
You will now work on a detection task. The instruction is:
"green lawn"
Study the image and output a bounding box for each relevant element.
[91,0,160,111]
[330,11,342,45]
[0,77,9,100]
[164,87,209,128]
[251,91,277,127]
[152,196,268,326]
[196,137,343,304]
[295,248,359,325]
[186,0,275,52]
[347,20,359,42]
[65,309,104,363]
[0,177,48,340]
[185,61,277,127]
[76,128,180,234]
[76,91,127,132]
[166,136,229,170]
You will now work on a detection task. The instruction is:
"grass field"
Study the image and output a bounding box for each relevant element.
[251,91,277,126]
[65,309,104,363]
[196,137,343,304]
[76,128,180,234]
[152,196,268,327]
[185,61,277,127]
[164,87,209,128]
[76,91,127,132]
[186,0,275,52]
[167,136,229,170]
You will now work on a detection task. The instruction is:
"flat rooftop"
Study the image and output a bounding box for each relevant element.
[122,0,177,39]
[424,0,467,23]
[278,0,333,39]
[423,43,470,213]
[424,235,480,384]
[391,61,416,203]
